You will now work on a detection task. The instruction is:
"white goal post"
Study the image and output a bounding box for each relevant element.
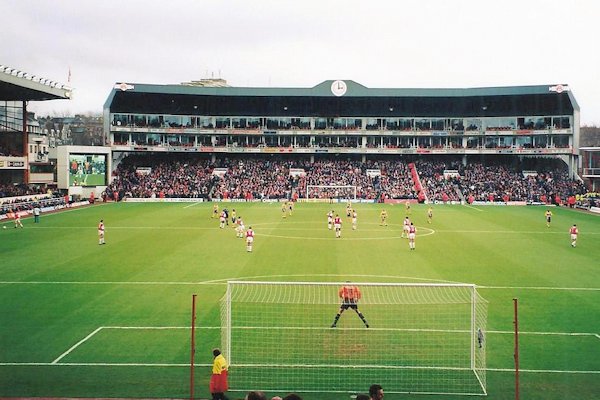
[306,185,357,200]
[221,281,488,396]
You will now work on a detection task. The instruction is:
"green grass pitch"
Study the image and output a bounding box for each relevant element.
[0,202,598,400]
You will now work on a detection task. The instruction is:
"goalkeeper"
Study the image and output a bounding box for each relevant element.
[331,282,369,328]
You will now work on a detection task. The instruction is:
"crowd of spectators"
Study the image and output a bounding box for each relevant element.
[211,158,296,200]
[0,183,48,199]
[417,159,588,203]
[106,154,214,200]
[211,159,418,200]
[0,192,66,217]
[1,154,589,207]
[299,160,382,200]
[101,154,589,204]
[417,160,464,202]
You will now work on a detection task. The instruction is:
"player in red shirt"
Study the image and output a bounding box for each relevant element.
[245,226,254,252]
[13,211,24,228]
[569,224,578,247]
[408,222,417,250]
[331,282,369,328]
[334,214,342,238]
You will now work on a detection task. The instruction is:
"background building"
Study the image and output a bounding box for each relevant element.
[0,65,72,186]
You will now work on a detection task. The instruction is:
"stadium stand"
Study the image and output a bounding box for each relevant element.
[106,154,587,204]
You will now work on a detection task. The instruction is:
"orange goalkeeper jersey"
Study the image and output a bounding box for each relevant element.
[339,285,361,302]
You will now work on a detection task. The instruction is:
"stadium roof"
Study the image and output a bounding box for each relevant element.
[104,80,579,118]
[0,65,72,101]
[106,80,579,103]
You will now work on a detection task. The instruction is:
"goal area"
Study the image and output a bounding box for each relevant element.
[306,185,357,200]
[220,281,488,396]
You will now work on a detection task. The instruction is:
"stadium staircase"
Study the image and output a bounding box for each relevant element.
[112,151,128,170]
[454,185,466,203]
[408,162,428,203]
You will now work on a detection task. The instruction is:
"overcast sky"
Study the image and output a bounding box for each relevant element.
[2,0,599,125]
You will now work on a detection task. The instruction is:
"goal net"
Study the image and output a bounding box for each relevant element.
[221,281,488,396]
[306,185,357,200]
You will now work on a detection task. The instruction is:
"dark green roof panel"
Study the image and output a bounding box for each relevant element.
[104,80,578,118]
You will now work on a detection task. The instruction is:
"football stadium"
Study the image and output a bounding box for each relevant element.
[1,69,599,400]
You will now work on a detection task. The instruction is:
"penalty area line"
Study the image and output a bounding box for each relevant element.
[0,362,212,367]
[479,285,600,291]
[51,326,221,365]
[488,368,600,374]
[52,327,103,364]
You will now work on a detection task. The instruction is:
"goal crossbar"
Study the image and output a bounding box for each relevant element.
[231,280,476,288]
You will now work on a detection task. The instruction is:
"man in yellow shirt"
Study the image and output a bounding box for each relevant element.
[210,348,229,400]
[380,209,388,226]
[545,209,553,228]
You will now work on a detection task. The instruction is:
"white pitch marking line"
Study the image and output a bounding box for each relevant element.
[462,204,484,212]
[103,326,221,329]
[52,326,222,364]
[52,327,104,364]
[1,280,598,291]
[0,281,227,285]
[488,330,599,337]
[100,325,600,338]
[0,362,212,367]
[0,362,597,374]
[183,202,202,209]
[479,286,600,291]
[27,225,600,235]
[487,368,600,374]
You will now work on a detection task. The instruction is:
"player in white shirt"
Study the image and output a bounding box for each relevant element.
[219,211,226,229]
[327,210,334,230]
[352,210,357,230]
[402,216,411,238]
[236,217,245,238]
[98,219,105,245]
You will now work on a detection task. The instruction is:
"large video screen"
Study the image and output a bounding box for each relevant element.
[68,154,107,186]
